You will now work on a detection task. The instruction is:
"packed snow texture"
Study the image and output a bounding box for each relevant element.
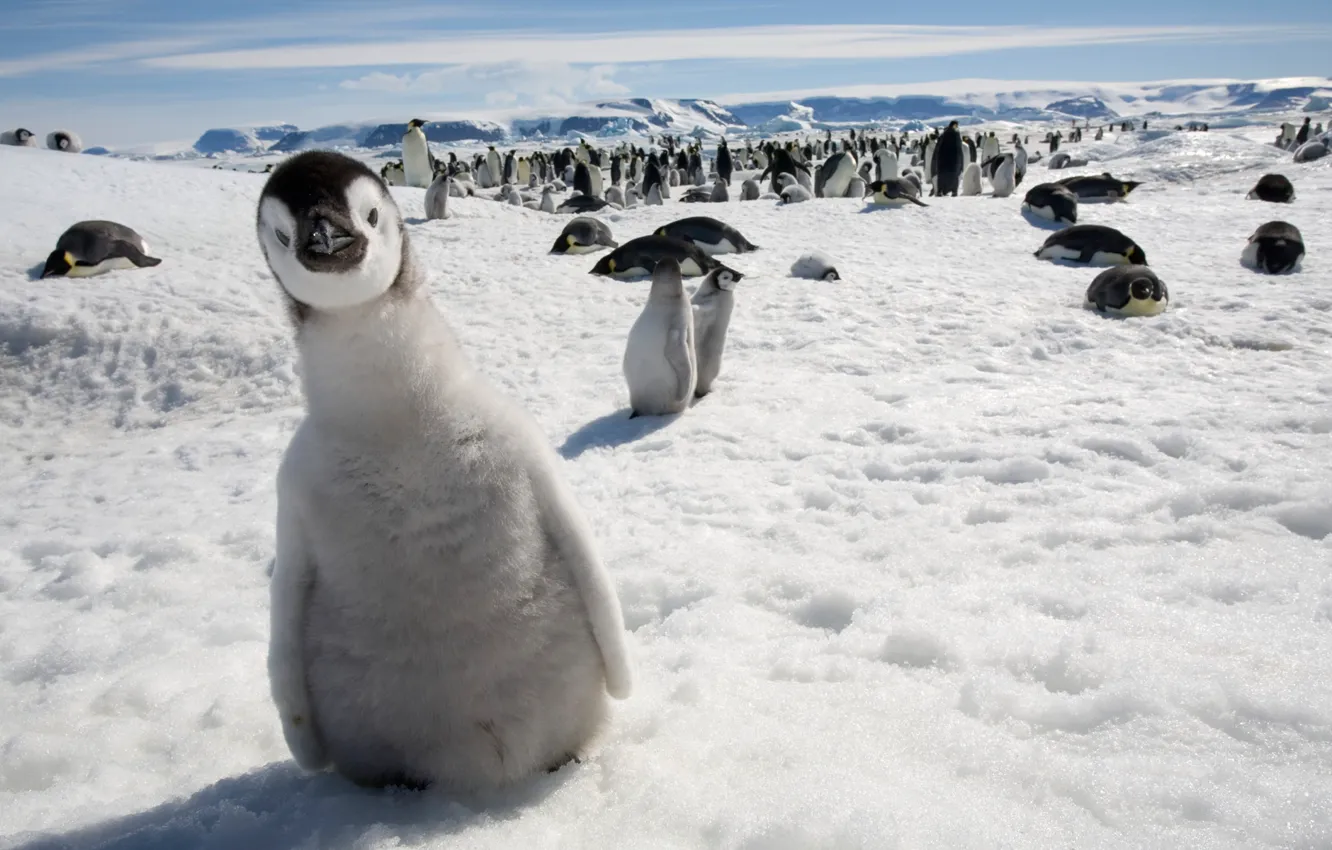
[1,124,1331,850]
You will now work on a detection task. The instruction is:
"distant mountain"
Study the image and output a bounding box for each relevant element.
[173,77,1331,157]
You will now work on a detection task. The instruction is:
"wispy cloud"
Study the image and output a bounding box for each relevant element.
[0,38,209,77]
[340,61,628,108]
[130,24,1329,72]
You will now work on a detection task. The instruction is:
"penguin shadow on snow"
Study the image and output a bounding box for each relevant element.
[10,760,570,850]
[25,261,45,280]
[559,408,678,458]
[1020,209,1068,231]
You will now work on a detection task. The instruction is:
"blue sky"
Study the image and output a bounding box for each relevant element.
[2,0,1330,147]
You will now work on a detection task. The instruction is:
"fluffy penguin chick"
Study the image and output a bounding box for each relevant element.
[623,258,697,417]
[255,151,632,792]
[690,267,738,397]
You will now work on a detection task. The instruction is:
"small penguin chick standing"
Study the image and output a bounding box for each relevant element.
[623,258,696,417]
[255,150,632,792]
[424,173,451,220]
[690,267,738,398]
[42,220,162,278]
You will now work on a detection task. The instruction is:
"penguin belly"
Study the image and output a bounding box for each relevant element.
[65,257,138,278]
[402,133,432,189]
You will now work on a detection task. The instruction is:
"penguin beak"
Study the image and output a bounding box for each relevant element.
[306,217,355,255]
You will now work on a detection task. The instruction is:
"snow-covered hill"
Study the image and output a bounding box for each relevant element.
[2,123,1331,849]
[160,77,1332,158]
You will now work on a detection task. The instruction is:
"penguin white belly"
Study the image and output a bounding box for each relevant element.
[1109,297,1167,317]
[1036,244,1084,262]
[564,243,603,255]
[1022,202,1056,221]
[1089,250,1131,266]
[283,422,609,790]
[1239,242,1262,270]
[871,194,910,207]
[66,257,137,277]
[402,131,432,189]
[824,159,855,198]
[694,239,735,256]
[679,258,705,277]
[611,265,651,279]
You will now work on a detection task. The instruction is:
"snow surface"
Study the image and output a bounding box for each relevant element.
[2,125,1332,849]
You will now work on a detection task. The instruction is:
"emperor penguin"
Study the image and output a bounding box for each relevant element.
[41,220,162,278]
[486,146,503,186]
[817,151,857,199]
[740,179,761,201]
[540,186,557,214]
[990,154,1016,198]
[46,130,83,153]
[874,148,898,182]
[716,140,733,185]
[255,150,632,792]
[0,127,37,147]
[401,119,432,188]
[503,151,518,185]
[982,132,1000,164]
[690,267,738,398]
[623,258,697,417]
[424,174,451,220]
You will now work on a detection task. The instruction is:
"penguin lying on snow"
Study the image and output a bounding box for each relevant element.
[1084,266,1168,317]
[42,221,162,278]
[1022,183,1078,224]
[1055,173,1140,201]
[46,130,82,153]
[655,217,758,256]
[551,217,617,255]
[1034,225,1146,266]
[867,179,927,207]
[0,127,36,147]
[790,251,840,281]
[590,235,742,280]
[1246,174,1295,203]
[557,195,612,214]
[1241,221,1304,274]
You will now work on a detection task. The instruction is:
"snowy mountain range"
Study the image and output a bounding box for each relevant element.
[185,77,1332,155]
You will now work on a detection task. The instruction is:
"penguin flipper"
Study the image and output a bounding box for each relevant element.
[531,459,634,700]
[116,241,162,268]
[269,497,330,771]
[908,196,929,207]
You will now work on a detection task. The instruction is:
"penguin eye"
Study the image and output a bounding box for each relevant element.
[274,228,290,248]
[367,208,379,227]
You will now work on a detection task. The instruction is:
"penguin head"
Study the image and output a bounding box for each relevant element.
[407,118,426,130]
[589,253,615,276]
[712,267,742,290]
[41,250,75,279]
[1127,245,1148,265]
[16,128,32,143]
[257,151,406,316]
[1128,278,1155,301]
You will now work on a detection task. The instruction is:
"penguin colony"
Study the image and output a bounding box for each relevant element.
[12,113,1323,792]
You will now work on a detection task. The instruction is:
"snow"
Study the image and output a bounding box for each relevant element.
[2,122,1332,849]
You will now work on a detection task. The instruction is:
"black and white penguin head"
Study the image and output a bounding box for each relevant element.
[407,118,426,130]
[16,128,32,143]
[256,151,407,318]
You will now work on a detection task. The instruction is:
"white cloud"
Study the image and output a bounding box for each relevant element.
[339,61,631,109]
[133,23,1332,72]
